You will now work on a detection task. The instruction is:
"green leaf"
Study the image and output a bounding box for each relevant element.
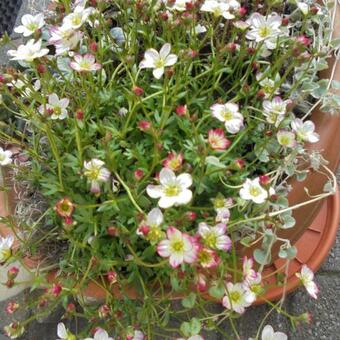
[180,322,191,337]
[208,284,225,299]
[205,156,226,169]
[316,61,329,71]
[189,318,201,335]
[286,246,297,259]
[281,214,296,229]
[331,80,340,90]
[182,292,196,309]
[254,249,270,265]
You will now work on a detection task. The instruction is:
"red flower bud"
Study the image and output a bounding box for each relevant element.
[175,105,187,116]
[66,303,76,312]
[132,86,144,96]
[6,280,14,288]
[296,35,312,47]
[107,271,118,284]
[256,90,266,98]
[282,17,289,26]
[138,224,150,236]
[98,304,111,318]
[138,120,151,131]
[186,211,197,221]
[36,64,47,74]
[5,302,19,314]
[134,169,144,180]
[107,226,119,237]
[7,267,19,280]
[76,110,84,120]
[50,283,62,297]
[226,42,237,53]
[159,12,169,21]
[259,175,270,186]
[185,2,194,10]
[234,159,245,169]
[89,41,98,53]
[239,7,247,17]
[0,74,5,83]
[247,47,256,55]
[310,6,319,15]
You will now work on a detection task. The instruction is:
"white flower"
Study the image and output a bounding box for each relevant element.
[291,119,319,143]
[297,2,309,16]
[131,330,144,340]
[157,227,198,268]
[14,13,45,37]
[213,196,232,223]
[139,43,178,79]
[277,130,296,148]
[63,3,94,29]
[240,178,274,204]
[211,102,244,134]
[70,54,102,72]
[201,1,236,19]
[258,76,280,98]
[147,168,192,209]
[83,159,111,193]
[194,24,207,34]
[0,147,13,166]
[169,0,191,11]
[242,256,259,283]
[222,282,255,314]
[0,235,14,263]
[84,328,114,340]
[177,336,204,340]
[57,323,76,340]
[198,222,231,251]
[136,208,164,242]
[246,13,282,49]
[49,24,83,55]
[263,97,288,127]
[38,93,69,120]
[296,264,319,299]
[7,39,49,62]
[260,325,287,340]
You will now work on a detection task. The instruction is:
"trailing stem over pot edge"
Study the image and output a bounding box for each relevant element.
[0,0,340,339]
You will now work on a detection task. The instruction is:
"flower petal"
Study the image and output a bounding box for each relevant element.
[146,185,163,198]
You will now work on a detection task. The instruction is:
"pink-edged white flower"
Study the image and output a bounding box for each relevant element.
[296,2,309,16]
[4,323,25,339]
[157,227,199,268]
[208,128,231,150]
[201,1,238,19]
[197,247,220,268]
[296,264,319,299]
[139,43,178,79]
[277,130,296,148]
[263,97,289,127]
[83,159,111,193]
[38,93,69,120]
[0,235,14,263]
[246,13,282,49]
[63,3,94,29]
[213,196,233,223]
[7,39,49,62]
[49,24,83,55]
[240,178,275,204]
[162,151,184,171]
[168,0,192,11]
[260,325,287,340]
[70,54,102,72]
[0,147,13,166]
[84,328,114,340]
[136,208,164,243]
[222,282,255,314]
[242,256,259,283]
[291,119,319,143]
[198,222,231,251]
[211,102,244,134]
[14,13,45,37]
[147,168,192,209]
[127,330,144,340]
[195,272,208,292]
[57,323,76,340]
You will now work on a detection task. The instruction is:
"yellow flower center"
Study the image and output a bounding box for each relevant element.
[204,232,217,248]
[169,158,181,170]
[222,109,233,121]
[53,106,62,116]
[258,26,272,38]
[230,291,241,303]
[164,184,180,197]
[72,15,82,26]
[171,240,184,252]
[155,58,165,68]
[198,250,212,264]
[279,135,291,146]
[214,198,225,209]
[249,186,261,197]
[1,249,11,261]
[79,60,92,70]
[147,227,163,242]
[85,167,101,181]
[27,23,38,31]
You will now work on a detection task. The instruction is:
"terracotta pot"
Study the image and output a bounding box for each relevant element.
[238,4,340,260]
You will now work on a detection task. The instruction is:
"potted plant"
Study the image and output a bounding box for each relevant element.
[0,0,339,339]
